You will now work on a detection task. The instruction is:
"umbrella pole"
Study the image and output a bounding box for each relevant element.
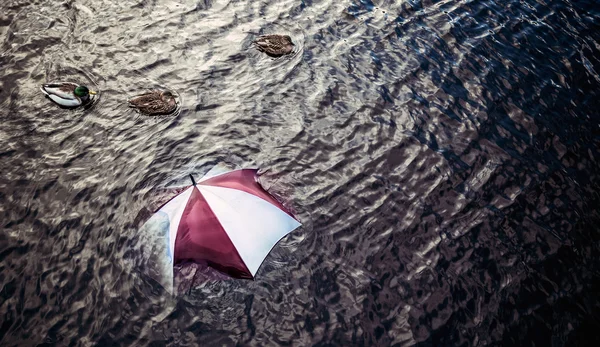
[189,174,197,186]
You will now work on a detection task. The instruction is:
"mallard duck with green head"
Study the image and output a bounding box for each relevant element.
[253,34,295,57]
[128,90,178,116]
[40,82,97,107]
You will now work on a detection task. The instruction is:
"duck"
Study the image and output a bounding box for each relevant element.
[40,82,97,107]
[128,90,177,116]
[253,34,295,57]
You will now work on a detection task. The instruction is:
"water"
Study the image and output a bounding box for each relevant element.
[1,0,600,345]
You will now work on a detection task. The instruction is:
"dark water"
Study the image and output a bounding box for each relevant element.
[1,0,600,345]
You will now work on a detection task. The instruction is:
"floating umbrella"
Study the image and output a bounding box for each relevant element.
[138,168,301,291]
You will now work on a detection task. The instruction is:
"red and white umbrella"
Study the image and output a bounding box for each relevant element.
[139,168,301,290]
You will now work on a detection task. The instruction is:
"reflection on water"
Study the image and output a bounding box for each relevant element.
[1,0,600,345]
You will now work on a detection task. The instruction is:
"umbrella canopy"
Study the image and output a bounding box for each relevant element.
[139,168,301,290]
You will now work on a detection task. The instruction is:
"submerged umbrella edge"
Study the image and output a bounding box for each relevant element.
[248,222,302,279]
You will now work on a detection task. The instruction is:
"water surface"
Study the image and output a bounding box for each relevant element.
[1,0,600,345]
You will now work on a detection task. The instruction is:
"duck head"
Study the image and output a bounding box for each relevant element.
[74,86,97,99]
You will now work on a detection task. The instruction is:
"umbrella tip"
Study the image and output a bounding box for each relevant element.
[189,174,197,186]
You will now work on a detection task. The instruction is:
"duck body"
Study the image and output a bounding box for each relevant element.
[40,82,96,107]
[253,34,295,57]
[128,90,177,116]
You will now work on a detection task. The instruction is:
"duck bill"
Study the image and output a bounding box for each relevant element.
[89,91,98,95]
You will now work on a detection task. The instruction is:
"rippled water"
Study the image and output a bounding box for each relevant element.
[1,0,600,345]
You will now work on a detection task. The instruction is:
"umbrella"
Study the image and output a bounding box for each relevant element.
[138,168,301,291]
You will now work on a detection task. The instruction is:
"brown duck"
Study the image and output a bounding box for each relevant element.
[253,34,295,57]
[128,90,177,115]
